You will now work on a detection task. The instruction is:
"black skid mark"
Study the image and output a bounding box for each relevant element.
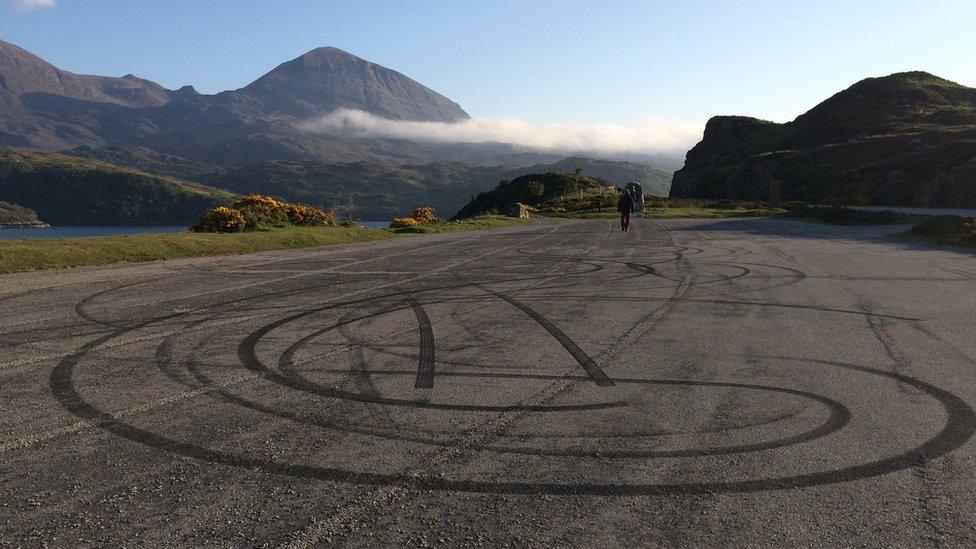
[403,291,436,389]
[473,284,614,387]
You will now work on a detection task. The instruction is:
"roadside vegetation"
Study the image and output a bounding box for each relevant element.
[907,215,976,247]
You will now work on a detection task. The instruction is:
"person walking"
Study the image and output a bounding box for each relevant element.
[617,188,634,232]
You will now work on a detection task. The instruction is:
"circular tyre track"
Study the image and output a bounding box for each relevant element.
[49,302,976,497]
[41,221,976,497]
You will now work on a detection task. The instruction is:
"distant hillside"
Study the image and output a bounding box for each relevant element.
[0,149,232,225]
[206,156,671,220]
[67,146,227,182]
[453,172,612,219]
[671,72,976,207]
[0,200,45,226]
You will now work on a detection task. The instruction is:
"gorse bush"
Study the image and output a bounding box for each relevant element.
[389,216,419,228]
[192,206,246,233]
[389,206,439,228]
[411,207,438,224]
[233,195,287,229]
[285,203,338,226]
[193,195,336,233]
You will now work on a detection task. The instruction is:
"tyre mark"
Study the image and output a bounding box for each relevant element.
[73,278,163,328]
[404,292,436,389]
[474,285,613,387]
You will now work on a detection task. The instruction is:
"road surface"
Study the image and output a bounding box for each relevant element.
[2,217,976,547]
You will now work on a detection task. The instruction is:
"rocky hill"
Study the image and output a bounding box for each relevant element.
[670,72,976,207]
[453,172,613,219]
[0,149,232,225]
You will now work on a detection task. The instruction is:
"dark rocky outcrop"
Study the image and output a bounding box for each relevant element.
[671,72,976,207]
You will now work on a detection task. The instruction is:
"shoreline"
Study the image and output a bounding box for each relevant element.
[0,222,50,229]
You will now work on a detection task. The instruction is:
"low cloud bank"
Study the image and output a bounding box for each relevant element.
[298,109,702,157]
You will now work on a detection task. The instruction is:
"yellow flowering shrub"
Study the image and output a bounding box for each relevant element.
[389,216,419,228]
[233,195,287,227]
[411,206,438,225]
[192,195,339,232]
[285,203,337,226]
[192,206,246,233]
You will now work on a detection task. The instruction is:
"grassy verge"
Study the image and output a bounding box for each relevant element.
[390,215,528,234]
[0,226,397,273]
[542,206,785,220]
[0,215,529,274]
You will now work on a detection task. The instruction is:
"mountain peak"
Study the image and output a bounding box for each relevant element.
[299,46,355,59]
[240,47,468,122]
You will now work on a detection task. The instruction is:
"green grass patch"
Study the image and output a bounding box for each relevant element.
[0,226,397,273]
[0,215,528,273]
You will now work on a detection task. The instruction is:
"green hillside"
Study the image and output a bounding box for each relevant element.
[0,149,233,225]
[671,72,976,207]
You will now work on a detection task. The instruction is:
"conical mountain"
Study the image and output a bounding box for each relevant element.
[239,47,469,122]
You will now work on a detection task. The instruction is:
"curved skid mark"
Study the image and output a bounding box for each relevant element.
[471,284,613,387]
[185,364,849,460]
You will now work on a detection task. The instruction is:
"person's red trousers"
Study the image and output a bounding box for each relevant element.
[620,212,631,231]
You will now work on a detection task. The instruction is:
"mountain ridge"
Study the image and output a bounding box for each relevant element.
[0,40,470,157]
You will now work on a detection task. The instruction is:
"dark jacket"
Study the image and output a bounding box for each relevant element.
[617,192,634,214]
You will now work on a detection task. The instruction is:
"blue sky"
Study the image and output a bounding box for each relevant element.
[3,0,974,129]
